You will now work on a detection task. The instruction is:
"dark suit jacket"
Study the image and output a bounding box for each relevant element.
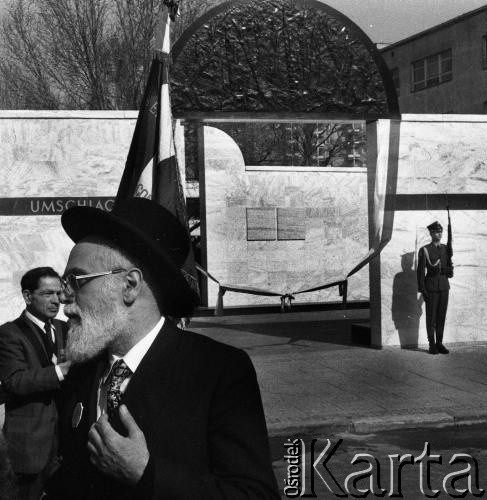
[417,243,450,293]
[0,311,67,474]
[48,320,279,499]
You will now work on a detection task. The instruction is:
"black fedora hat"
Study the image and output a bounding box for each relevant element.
[61,198,198,317]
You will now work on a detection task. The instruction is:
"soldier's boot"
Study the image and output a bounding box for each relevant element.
[436,331,449,354]
[436,344,449,354]
[436,340,449,354]
[429,344,439,355]
[428,333,438,354]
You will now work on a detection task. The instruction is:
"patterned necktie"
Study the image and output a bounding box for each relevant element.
[106,359,132,420]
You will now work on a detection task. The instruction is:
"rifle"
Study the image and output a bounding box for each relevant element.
[446,205,454,278]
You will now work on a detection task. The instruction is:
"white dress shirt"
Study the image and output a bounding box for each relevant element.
[25,310,64,381]
[97,316,165,419]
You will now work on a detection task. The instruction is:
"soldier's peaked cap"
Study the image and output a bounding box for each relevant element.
[427,221,443,232]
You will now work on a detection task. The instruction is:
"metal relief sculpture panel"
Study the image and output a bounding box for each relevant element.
[172,0,397,116]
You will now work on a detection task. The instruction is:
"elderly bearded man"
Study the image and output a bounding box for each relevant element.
[47,198,279,500]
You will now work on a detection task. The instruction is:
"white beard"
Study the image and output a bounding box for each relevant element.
[65,294,125,363]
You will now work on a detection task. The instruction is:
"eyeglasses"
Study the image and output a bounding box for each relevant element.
[61,268,126,294]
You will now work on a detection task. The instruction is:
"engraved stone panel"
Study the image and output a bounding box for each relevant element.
[277,208,306,240]
[246,208,276,241]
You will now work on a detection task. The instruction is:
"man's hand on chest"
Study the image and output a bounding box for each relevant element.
[87,404,149,484]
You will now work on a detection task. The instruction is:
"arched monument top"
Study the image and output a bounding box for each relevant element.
[171,0,399,117]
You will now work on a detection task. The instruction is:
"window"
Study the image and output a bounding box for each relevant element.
[391,67,400,96]
[411,49,452,92]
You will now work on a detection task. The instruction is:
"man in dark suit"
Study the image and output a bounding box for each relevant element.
[0,267,71,499]
[47,198,279,499]
[0,430,16,500]
[417,221,451,355]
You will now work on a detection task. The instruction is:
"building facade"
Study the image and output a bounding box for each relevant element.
[381,6,487,114]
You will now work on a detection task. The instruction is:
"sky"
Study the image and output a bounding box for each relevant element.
[323,0,487,47]
[0,1,486,45]
[0,0,486,47]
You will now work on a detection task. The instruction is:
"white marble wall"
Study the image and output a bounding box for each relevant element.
[0,112,137,322]
[397,119,487,195]
[0,112,189,324]
[372,115,487,346]
[0,216,74,322]
[380,210,487,347]
[204,126,370,307]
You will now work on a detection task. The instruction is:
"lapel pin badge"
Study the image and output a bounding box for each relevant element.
[72,402,84,428]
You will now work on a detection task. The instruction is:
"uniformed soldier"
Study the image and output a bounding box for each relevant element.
[417,221,450,354]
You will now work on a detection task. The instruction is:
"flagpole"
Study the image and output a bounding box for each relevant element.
[115,1,199,299]
[153,1,201,298]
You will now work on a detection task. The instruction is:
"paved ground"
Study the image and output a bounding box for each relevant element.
[2,309,485,498]
[2,308,486,436]
[190,309,487,436]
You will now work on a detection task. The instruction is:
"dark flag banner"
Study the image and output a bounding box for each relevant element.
[115,61,161,201]
[115,0,200,298]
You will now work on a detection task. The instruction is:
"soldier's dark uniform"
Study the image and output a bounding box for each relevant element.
[417,222,450,354]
